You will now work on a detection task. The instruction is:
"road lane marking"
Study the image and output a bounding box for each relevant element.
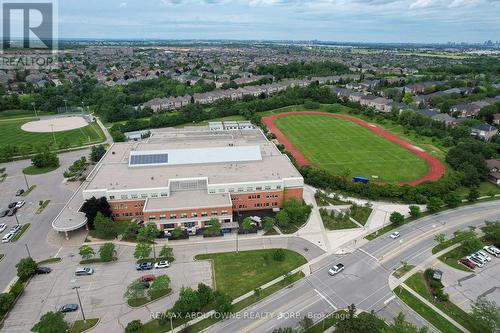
[358,248,379,262]
[383,295,396,305]
[314,289,337,310]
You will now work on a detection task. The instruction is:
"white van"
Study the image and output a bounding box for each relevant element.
[2,232,14,243]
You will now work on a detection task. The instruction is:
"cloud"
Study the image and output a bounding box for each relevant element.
[119,2,127,8]
[409,0,436,9]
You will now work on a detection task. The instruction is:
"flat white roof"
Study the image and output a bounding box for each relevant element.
[129,145,262,167]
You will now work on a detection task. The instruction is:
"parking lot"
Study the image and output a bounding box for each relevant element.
[437,251,500,312]
[1,245,212,332]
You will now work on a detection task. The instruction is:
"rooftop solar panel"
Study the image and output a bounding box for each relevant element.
[130,153,168,166]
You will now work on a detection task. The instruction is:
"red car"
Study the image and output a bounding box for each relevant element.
[140,274,155,282]
[459,258,476,269]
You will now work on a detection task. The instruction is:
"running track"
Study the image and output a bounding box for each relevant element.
[262,111,446,186]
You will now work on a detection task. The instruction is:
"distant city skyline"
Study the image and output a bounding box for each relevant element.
[44,0,500,43]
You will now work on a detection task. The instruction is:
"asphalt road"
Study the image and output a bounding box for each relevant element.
[205,200,500,333]
[0,149,89,292]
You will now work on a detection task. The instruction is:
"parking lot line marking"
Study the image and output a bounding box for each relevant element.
[383,295,396,305]
[314,288,337,310]
[54,246,63,258]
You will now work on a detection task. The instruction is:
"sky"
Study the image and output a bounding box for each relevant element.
[55,0,500,43]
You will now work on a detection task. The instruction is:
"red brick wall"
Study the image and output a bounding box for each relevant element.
[283,187,304,201]
[231,190,285,211]
[110,200,146,221]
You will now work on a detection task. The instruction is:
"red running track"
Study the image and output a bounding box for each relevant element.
[262,111,446,186]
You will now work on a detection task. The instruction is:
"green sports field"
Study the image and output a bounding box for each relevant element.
[0,118,105,150]
[274,114,429,182]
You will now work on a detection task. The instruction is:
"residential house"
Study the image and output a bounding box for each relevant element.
[471,123,498,141]
[493,113,500,125]
[431,113,458,126]
[485,159,500,185]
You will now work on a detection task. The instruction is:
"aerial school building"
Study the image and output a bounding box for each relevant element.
[53,122,304,235]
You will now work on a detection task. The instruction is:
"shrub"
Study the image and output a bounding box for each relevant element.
[125,320,143,333]
[273,249,286,262]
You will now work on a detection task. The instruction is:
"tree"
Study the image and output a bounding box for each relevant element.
[386,312,428,333]
[31,311,69,333]
[78,245,95,260]
[427,197,443,213]
[158,245,174,261]
[172,287,201,315]
[461,232,484,254]
[471,297,499,333]
[204,218,221,237]
[402,92,413,105]
[298,316,314,331]
[434,233,446,244]
[80,197,112,229]
[241,217,253,233]
[138,222,160,243]
[390,212,405,226]
[98,242,116,262]
[148,275,171,298]
[171,227,183,239]
[93,212,117,239]
[263,217,276,232]
[134,243,152,259]
[122,221,140,241]
[31,150,59,169]
[467,187,480,202]
[125,320,143,333]
[214,291,233,314]
[483,221,500,244]
[409,205,421,218]
[90,145,106,162]
[444,192,461,208]
[197,283,214,307]
[124,281,146,301]
[276,209,290,227]
[16,257,37,281]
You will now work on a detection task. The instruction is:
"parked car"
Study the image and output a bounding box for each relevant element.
[9,225,21,234]
[475,250,491,262]
[35,267,52,274]
[0,210,8,218]
[7,207,17,216]
[15,201,25,209]
[2,232,14,243]
[328,263,345,276]
[0,224,6,233]
[15,189,24,196]
[140,274,155,282]
[483,246,500,257]
[59,304,78,313]
[7,202,17,209]
[136,262,153,271]
[459,258,476,269]
[470,253,487,265]
[154,261,170,269]
[390,231,401,239]
[466,255,484,268]
[75,267,94,276]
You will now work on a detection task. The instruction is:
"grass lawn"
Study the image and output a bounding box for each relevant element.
[456,182,500,199]
[0,254,4,262]
[395,286,462,333]
[175,115,247,128]
[195,249,307,298]
[349,205,372,225]
[68,318,99,333]
[273,113,429,183]
[320,209,359,230]
[37,257,61,265]
[393,265,416,279]
[21,185,36,197]
[11,224,30,242]
[183,272,305,333]
[128,288,172,308]
[438,245,473,272]
[0,119,105,152]
[35,200,50,214]
[405,272,479,332]
[23,165,59,175]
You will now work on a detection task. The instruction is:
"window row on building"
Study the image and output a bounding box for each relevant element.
[208,184,282,194]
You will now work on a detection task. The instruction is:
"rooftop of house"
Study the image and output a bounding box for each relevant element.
[143,191,231,212]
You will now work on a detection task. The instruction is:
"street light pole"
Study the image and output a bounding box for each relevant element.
[50,124,56,145]
[25,243,31,257]
[14,213,20,226]
[74,286,86,321]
